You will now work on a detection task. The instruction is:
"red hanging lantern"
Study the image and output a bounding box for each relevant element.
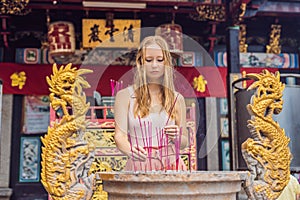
[48,21,75,57]
[0,15,10,47]
[155,23,183,54]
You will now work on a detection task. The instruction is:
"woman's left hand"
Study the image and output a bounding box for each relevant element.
[164,125,179,143]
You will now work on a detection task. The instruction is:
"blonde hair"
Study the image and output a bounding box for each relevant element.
[133,35,176,118]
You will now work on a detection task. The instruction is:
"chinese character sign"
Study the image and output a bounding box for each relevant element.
[48,21,76,57]
[193,75,207,93]
[82,19,141,48]
[10,71,26,89]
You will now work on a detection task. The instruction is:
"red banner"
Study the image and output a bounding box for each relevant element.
[0,63,227,97]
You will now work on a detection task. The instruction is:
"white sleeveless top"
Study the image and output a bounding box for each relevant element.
[127,86,175,147]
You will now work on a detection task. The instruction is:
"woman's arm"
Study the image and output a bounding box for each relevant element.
[114,88,131,155]
[114,88,147,160]
[175,93,188,149]
[164,93,188,149]
[114,89,129,130]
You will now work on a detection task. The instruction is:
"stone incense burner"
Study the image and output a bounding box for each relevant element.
[97,170,250,200]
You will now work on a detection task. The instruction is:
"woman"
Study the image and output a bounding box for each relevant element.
[114,35,188,171]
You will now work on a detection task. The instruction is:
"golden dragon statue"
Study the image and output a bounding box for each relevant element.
[40,63,95,200]
[242,70,292,200]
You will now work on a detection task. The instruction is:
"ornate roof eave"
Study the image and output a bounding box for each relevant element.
[244,0,300,18]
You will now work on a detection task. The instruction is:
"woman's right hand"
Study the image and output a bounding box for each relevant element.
[127,145,148,161]
[164,125,179,144]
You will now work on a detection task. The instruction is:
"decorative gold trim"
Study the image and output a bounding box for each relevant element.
[238,3,247,22]
[232,2,249,26]
[193,4,226,22]
[239,24,248,53]
[0,0,30,15]
[266,24,281,54]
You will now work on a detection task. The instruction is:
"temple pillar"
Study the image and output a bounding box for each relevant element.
[0,94,13,200]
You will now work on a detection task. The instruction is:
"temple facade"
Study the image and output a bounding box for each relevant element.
[0,0,300,199]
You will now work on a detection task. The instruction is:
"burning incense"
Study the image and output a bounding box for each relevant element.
[127,133,136,172]
[165,94,179,170]
[134,127,142,171]
[156,127,164,170]
[138,116,148,171]
[138,116,145,143]
[149,121,153,171]
[165,93,179,126]
[166,134,170,170]
[142,121,149,172]
[110,79,115,96]
[157,128,164,170]
[110,79,124,96]
[139,118,147,148]
[174,128,183,171]
[187,129,192,172]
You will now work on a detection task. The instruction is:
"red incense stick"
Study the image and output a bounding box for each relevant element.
[138,116,147,171]
[148,121,152,171]
[175,127,183,171]
[164,94,179,170]
[127,132,136,172]
[165,93,179,126]
[156,127,163,170]
[134,127,142,171]
[159,129,165,170]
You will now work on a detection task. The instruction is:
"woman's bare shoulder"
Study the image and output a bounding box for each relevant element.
[115,87,131,101]
[175,92,185,103]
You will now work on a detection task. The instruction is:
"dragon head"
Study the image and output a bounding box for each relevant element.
[247,70,285,116]
[46,63,93,97]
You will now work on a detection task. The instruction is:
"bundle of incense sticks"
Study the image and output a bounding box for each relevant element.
[174,127,182,171]
[127,133,137,172]
[165,94,179,125]
[164,93,179,170]
[128,120,183,172]
[134,127,143,170]
[110,79,123,96]
[156,127,163,169]
[126,94,183,172]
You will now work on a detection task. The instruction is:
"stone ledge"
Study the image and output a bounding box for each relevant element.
[0,188,12,200]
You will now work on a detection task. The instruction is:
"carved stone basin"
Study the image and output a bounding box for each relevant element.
[97,171,250,200]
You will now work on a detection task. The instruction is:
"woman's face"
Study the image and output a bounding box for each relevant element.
[143,43,165,83]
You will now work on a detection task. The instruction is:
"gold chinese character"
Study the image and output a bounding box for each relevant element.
[193,75,207,93]
[10,71,26,89]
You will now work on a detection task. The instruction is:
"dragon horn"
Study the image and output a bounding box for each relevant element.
[65,63,72,70]
[52,63,58,74]
[46,76,52,88]
[275,71,281,81]
[65,63,73,71]
[246,73,262,90]
[246,73,261,81]
[58,64,65,73]
[77,69,93,76]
